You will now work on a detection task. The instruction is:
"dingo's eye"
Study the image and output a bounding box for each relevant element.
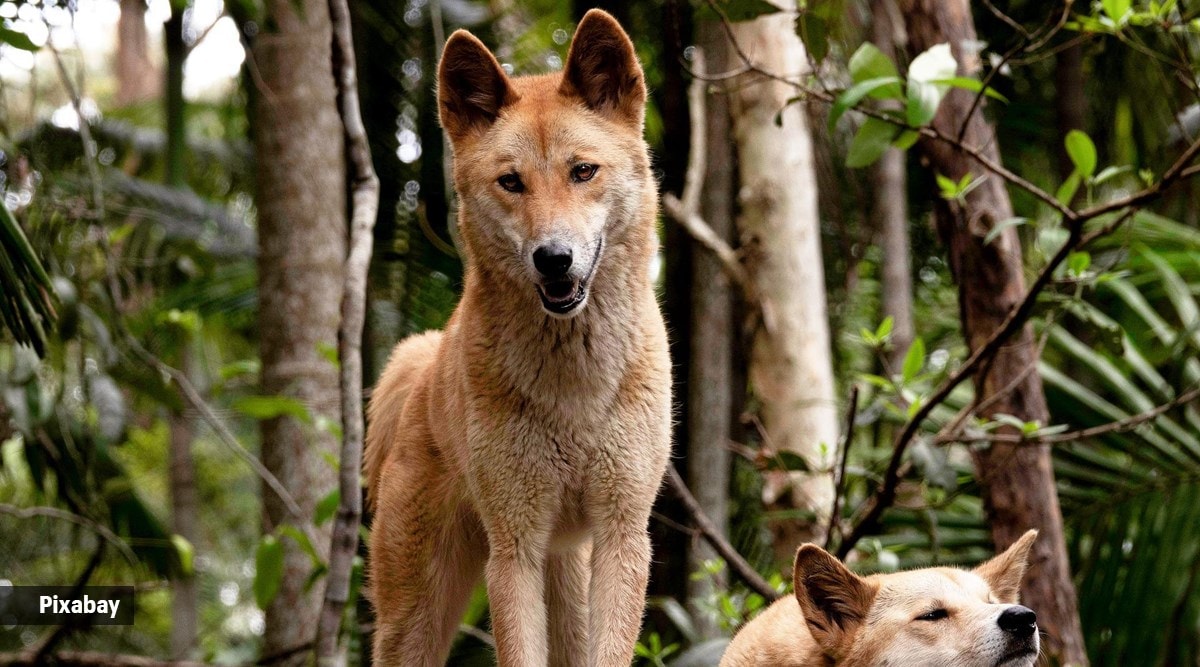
[498,173,524,193]
[572,163,598,182]
[915,609,949,622]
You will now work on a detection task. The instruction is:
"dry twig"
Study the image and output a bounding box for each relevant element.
[315,0,381,660]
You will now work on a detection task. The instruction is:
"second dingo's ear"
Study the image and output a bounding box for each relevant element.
[794,545,876,659]
[438,30,518,142]
[974,529,1038,604]
[560,9,646,126]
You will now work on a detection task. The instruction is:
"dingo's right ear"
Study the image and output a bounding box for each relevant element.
[437,30,518,142]
[793,545,876,659]
[974,529,1038,604]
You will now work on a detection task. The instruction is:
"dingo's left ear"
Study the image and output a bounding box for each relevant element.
[438,30,518,142]
[974,529,1038,604]
[560,9,646,126]
[793,545,876,659]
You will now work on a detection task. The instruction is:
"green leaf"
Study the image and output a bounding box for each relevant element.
[828,76,903,131]
[930,77,1009,103]
[232,395,313,423]
[1103,0,1132,22]
[219,358,260,380]
[795,12,829,63]
[905,43,957,126]
[846,117,899,168]
[902,337,926,383]
[1094,164,1133,185]
[1068,251,1092,276]
[936,173,960,199]
[906,80,941,126]
[1056,171,1082,204]
[254,535,284,609]
[315,489,340,526]
[1065,130,1098,177]
[0,27,40,52]
[694,0,782,22]
[848,42,899,84]
[278,524,323,567]
[984,217,1028,245]
[875,315,895,340]
[893,129,920,150]
[317,341,340,369]
[171,534,194,576]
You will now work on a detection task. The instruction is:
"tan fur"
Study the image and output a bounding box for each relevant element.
[364,11,671,667]
[721,531,1041,667]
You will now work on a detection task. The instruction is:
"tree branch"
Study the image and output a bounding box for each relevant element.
[824,385,859,551]
[941,385,1200,446]
[661,48,757,305]
[664,464,780,602]
[0,504,136,566]
[315,0,380,660]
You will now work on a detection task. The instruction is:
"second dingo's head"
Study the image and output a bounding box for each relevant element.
[794,530,1041,666]
[437,10,654,319]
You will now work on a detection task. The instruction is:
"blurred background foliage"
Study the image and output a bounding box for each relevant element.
[0,0,1198,664]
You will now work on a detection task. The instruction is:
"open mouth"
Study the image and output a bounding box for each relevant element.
[538,279,587,314]
[535,240,603,316]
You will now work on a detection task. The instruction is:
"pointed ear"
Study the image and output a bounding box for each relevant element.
[559,9,646,125]
[975,530,1038,604]
[793,545,876,656]
[438,30,518,142]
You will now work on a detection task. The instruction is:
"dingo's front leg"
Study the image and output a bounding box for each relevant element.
[486,527,552,667]
[547,541,591,665]
[588,520,653,667]
[473,450,558,667]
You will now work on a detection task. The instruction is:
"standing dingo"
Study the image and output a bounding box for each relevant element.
[364,10,671,667]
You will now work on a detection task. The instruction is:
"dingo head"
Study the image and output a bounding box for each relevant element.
[794,530,1041,666]
[437,10,654,319]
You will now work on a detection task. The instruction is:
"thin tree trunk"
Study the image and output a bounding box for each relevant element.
[164,9,185,188]
[728,5,838,546]
[168,391,198,660]
[898,1,1088,664]
[162,29,197,654]
[871,0,914,368]
[252,0,346,662]
[649,0,694,608]
[1055,43,1087,182]
[116,0,158,105]
[685,19,735,639]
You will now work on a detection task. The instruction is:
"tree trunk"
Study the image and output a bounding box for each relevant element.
[685,19,736,639]
[728,6,838,545]
[898,1,1088,664]
[251,0,346,662]
[164,8,186,188]
[168,395,198,660]
[116,0,158,105]
[1055,43,1087,182]
[648,0,694,610]
[870,0,914,370]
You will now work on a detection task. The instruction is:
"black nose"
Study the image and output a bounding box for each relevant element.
[533,242,573,279]
[998,605,1037,638]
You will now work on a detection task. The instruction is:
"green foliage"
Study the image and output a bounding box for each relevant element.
[832,41,1007,169]
[0,202,57,356]
[1041,245,1200,663]
[254,534,284,609]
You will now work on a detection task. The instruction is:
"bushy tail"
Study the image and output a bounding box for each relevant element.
[364,330,443,509]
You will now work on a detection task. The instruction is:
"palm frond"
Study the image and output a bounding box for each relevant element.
[0,201,57,356]
[1044,246,1200,665]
